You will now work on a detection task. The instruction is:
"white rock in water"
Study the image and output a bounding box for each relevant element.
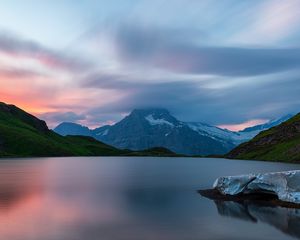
[213,170,300,204]
[213,174,256,195]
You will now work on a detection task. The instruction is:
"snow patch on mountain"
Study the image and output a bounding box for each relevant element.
[145,114,174,127]
[188,122,232,138]
[96,129,109,136]
[187,122,265,145]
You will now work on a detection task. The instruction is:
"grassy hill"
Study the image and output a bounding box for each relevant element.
[227,113,300,162]
[0,102,177,158]
[123,147,181,157]
[0,102,126,157]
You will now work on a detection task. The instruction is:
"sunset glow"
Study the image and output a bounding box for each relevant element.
[1,0,300,129]
[218,119,267,132]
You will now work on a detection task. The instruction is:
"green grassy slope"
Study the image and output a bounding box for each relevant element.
[226,113,300,162]
[124,147,181,157]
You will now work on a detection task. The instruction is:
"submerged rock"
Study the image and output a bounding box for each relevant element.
[213,170,300,204]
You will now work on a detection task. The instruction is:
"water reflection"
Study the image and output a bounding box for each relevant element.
[0,157,299,240]
[0,161,43,211]
[0,158,202,240]
[214,200,300,239]
[0,159,128,240]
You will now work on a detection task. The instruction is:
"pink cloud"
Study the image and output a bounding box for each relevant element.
[0,32,90,72]
[230,0,300,45]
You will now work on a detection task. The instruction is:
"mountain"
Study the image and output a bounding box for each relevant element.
[227,113,300,162]
[54,122,92,136]
[54,109,229,155]
[54,108,292,156]
[0,102,177,158]
[93,108,238,155]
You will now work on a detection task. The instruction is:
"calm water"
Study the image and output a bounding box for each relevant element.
[0,157,300,240]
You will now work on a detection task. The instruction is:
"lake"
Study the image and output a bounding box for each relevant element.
[0,157,300,240]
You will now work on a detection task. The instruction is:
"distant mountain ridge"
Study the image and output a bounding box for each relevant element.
[54,122,92,136]
[0,102,177,157]
[54,108,293,156]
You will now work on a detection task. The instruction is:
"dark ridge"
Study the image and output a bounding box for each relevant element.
[0,102,48,133]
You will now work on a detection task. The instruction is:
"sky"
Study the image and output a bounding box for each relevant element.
[1,0,300,130]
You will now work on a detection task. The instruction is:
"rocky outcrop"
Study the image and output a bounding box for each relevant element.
[213,170,300,204]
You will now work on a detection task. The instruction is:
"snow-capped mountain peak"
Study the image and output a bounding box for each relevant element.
[53,109,294,156]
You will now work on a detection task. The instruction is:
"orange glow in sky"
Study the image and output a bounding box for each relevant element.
[218,119,267,132]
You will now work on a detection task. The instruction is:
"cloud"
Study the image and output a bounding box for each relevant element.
[80,72,136,90]
[4,21,297,128]
[2,2,300,129]
[14,68,297,129]
[0,31,91,72]
[0,67,46,79]
[110,25,300,77]
[231,0,300,45]
[77,69,300,127]
[39,111,86,128]
[0,67,62,114]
